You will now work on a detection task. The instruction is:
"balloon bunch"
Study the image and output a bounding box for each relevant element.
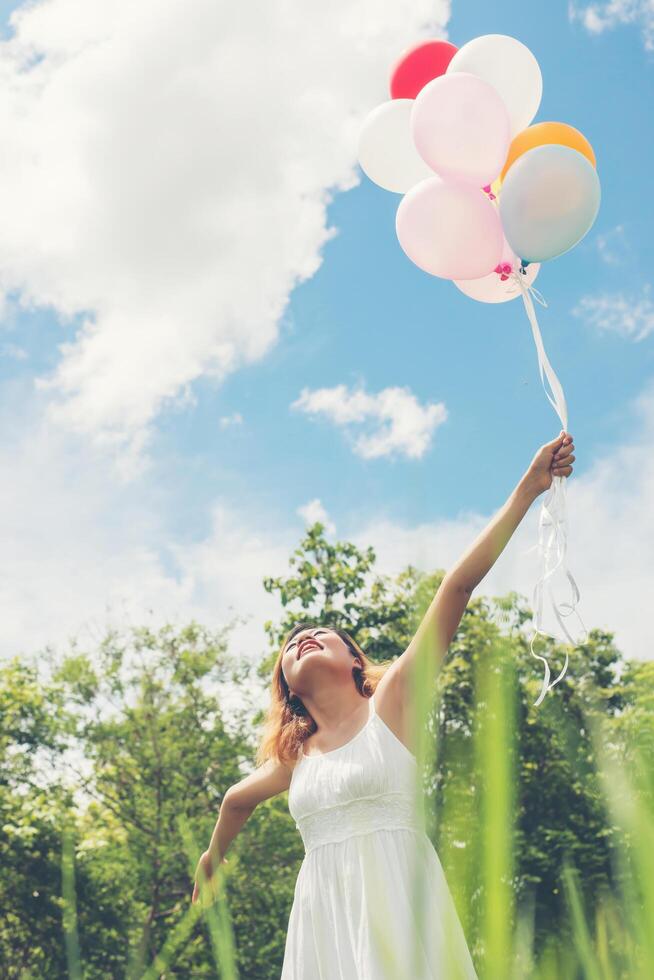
[358,34,594,703]
[359,33,600,297]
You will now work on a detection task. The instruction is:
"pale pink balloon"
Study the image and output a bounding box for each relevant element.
[411,72,511,186]
[396,176,504,280]
[454,238,540,303]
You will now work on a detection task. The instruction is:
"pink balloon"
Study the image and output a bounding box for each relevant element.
[411,72,511,186]
[396,176,504,280]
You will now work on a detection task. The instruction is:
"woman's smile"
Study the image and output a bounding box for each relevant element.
[297,639,322,660]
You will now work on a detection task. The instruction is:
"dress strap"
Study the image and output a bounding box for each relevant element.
[369,693,376,716]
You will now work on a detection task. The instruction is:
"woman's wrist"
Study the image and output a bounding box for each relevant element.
[515,474,541,507]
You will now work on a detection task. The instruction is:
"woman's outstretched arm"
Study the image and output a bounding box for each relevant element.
[448,429,574,595]
[191,758,294,903]
[387,430,576,682]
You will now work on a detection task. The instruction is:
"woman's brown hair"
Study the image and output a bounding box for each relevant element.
[255,621,394,769]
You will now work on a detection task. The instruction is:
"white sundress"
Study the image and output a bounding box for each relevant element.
[281,693,478,980]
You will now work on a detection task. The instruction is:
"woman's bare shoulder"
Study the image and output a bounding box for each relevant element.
[372,665,417,756]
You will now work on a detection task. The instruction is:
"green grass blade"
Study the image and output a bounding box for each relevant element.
[61,825,83,980]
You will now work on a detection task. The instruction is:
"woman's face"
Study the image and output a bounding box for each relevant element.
[281,627,361,695]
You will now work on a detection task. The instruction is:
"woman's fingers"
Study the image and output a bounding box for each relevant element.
[553,433,573,451]
[190,850,227,904]
[553,436,575,476]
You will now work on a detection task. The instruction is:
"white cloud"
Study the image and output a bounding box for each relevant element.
[166,504,296,660]
[0,341,28,361]
[297,498,336,535]
[569,0,654,50]
[0,390,293,664]
[218,412,243,429]
[0,0,450,465]
[572,285,654,341]
[291,383,449,459]
[595,224,629,266]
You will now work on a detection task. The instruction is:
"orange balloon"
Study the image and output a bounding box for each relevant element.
[498,122,596,186]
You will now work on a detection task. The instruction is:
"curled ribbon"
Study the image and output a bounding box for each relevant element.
[509,267,589,706]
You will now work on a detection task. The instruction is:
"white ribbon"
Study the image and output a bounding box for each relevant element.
[510,268,589,706]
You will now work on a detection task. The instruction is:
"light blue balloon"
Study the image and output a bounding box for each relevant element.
[499,143,601,263]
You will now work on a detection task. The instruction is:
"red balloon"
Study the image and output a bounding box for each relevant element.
[389,39,458,100]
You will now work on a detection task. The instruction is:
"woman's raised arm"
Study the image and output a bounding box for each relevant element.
[445,430,574,595]
[387,431,575,686]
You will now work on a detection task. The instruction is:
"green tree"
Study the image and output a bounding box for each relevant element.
[1,622,263,977]
[258,520,429,678]
[0,658,72,977]
[51,621,258,978]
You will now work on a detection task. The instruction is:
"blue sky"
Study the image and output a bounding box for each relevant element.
[1,0,652,664]
[168,5,650,527]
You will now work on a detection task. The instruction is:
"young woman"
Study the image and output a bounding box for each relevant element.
[192,431,576,978]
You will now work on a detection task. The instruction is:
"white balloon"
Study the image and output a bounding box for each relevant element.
[447,34,542,138]
[358,99,434,194]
